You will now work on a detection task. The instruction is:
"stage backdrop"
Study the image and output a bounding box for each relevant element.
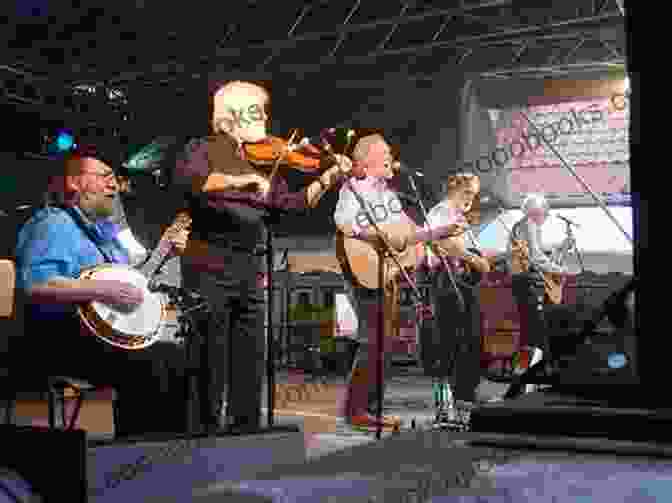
[461,76,630,210]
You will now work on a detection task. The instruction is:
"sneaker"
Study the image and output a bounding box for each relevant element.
[511,347,543,375]
[432,407,470,431]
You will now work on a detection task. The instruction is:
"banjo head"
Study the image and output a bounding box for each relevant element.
[78,264,165,350]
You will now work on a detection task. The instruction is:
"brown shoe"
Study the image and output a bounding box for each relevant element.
[348,413,402,430]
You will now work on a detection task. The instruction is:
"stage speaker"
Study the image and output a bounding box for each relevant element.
[555,333,637,387]
[553,278,638,393]
[0,425,88,503]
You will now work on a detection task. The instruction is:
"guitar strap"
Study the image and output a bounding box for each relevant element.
[60,206,118,264]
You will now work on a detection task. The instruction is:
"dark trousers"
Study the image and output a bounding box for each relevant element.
[345,285,394,415]
[15,317,190,438]
[511,272,550,353]
[419,271,482,402]
[504,272,553,398]
[182,247,265,429]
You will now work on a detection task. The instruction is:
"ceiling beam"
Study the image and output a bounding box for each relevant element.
[95,0,514,86]
[479,59,626,78]
[258,3,313,70]
[130,16,624,90]
[327,0,362,58]
[106,12,623,91]
[0,64,50,82]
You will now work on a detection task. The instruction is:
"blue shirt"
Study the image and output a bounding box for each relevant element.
[15,206,130,320]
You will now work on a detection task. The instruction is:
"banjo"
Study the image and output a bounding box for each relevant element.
[78,212,192,350]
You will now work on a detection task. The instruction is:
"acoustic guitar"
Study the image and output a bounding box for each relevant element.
[336,221,439,289]
[510,238,563,304]
[428,236,494,286]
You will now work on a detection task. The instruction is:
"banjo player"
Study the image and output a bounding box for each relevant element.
[15,145,192,438]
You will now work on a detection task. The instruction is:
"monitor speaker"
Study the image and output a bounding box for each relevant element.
[553,278,638,392]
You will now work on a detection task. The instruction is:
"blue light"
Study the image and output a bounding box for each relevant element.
[55,131,74,151]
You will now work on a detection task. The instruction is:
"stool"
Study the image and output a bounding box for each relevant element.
[1,375,116,432]
[0,260,117,433]
[47,376,117,431]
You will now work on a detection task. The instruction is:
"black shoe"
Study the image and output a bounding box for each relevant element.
[227,417,260,434]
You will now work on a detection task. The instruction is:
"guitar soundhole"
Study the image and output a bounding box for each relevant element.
[106,312,118,324]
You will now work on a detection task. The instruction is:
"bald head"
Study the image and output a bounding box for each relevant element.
[211,80,269,143]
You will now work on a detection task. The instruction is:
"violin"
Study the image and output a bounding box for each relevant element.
[242,135,325,174]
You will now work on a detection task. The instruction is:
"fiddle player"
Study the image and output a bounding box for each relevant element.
[172,80,352,432]
[417,173,492,425]
[504,193,569,398]
[333,134,458,429]
[15,145,191,437]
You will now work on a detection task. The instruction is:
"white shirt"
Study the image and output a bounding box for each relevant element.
[507,216,564,274]
[333,176,408,233]
[422,200,467,269]
[117,226,149,266]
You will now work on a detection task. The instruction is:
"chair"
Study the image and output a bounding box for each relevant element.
[0,259,116,432]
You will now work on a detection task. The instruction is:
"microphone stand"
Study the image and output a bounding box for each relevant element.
[261,206,290,430]
[557,218,588,305]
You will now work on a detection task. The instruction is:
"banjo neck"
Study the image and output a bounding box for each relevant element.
[138,212,192,279]
[139,235,175,278]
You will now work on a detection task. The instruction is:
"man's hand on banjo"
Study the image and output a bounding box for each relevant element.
[92,280,144,307]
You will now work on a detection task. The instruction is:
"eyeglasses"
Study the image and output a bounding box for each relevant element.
[82,171,117,181]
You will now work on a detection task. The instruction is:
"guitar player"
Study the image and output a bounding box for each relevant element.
[333,134,458,429]
[14,145,192,437]
[417,173,492,424]
[504,192,569,398]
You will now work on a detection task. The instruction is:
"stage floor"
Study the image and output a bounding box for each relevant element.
[258,365,511,459]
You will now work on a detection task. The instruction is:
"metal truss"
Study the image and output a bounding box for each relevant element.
[2,0,626,104]
[479,59,626,79]
[105,11,623,92]
[0,67,128,122]
[97,0,515,86]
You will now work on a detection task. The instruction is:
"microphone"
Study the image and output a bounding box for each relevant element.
[299,136,322,149]
[392,160,424,177]
[556,214,580,227]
